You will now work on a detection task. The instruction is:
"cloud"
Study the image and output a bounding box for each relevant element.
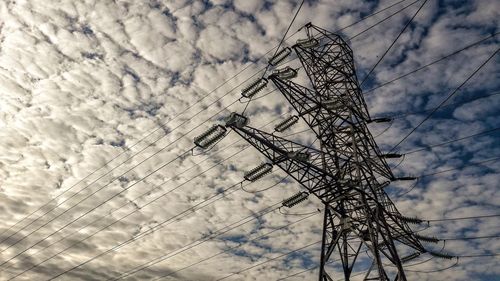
[0,0,498,280]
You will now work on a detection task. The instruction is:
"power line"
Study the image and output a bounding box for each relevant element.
[2,1,446,278]
[348,0,422,42]
[427,214,500,222]
[0,74,253,251]
[359,0,428,86]
[0,19,306,248]
[114,210,321,281]
[11,127,310,278]
[0,109,295,274]
[419,156,500,178]
[0,95,243,257]
[405,127,500,154]
[214,240,321,281]
[1,0,420,267]
[363,32,500,95]
[386,91,500,120]
[389,47,500,152]
[5,146,255,279]
[242,0,304,115]
[45,201,283,281]
[439,234,500,241]
[0,0,410,253]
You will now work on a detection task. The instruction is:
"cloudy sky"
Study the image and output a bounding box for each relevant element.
[0,0,498,280]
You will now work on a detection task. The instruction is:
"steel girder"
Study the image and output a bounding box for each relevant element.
[226,23,426,281]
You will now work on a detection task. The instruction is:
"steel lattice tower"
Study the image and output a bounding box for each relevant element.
[222,23,429,280]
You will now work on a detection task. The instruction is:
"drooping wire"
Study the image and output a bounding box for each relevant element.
[5,147,254,280]
[364,33,500,95]
[0,14,309,248]
[213,240,321,281]
[3,0,440,276]
[0,96,244,259]
[242,176,290,194]
[2,0,429,248]
[389,47,500,152]
[404,127,500,155]
[3,110,310,276]
[116,208,321,281]
[0,76,256,252]
[278,207,321,217]
[46,201,283,281]
[404,258,459,273]
[418,156,500,178]
[359,0,429,86]
[427,214,500,222]
[241,0,304,116]
[0,111,292,273]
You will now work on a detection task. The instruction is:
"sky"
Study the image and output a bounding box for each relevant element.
[0,0,498,280]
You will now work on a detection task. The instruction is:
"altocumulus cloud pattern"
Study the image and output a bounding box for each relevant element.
[0,0,498,280]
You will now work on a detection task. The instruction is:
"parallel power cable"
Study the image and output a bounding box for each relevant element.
[213,240,321,281]
[359,0,429,86]
[0,0,410,252]
[418,156,499,178]
[241,0,304,115]
[0,105,299,273]
[0,71,255,251]
[363,32,500,95]
[0,17,305,247]
[5,146,257,280]
[404,127,500,154]
[393,156,499,196]
[36,137,322,279]
[1,0,432,274]
[348,0,422,42]
[381,91,500,121]
[0,55,298,263]
[11,124,314,280]
[427,214,500,222]
[0,0,419,261]
[113,210,321,281]
[438,234,500,241]
[45,201,284,281]
[389,47,500,152]
[0,93,244,259]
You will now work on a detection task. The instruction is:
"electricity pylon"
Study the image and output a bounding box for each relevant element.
[225,23,429,280]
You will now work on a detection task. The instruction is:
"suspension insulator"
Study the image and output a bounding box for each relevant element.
[415,234,439,243]
[296,37,319,48]
[379,181,391,189]
[271,66,298,80]
[268,47,292,66]
[339,178,359,187]
[241,78,268,98]
[395,215,423,225]
[429,251,455,259]
[225,112,249,128]
[275,151,311,163]
[194,125,227,149]
[282,191,309,208]
[323,99,344,111]
[244,163,273,182]
[392,176,417,181]
[401,252,421,263]
[368,117,393,123]
[381,153,403,159]
[274,115,299,132]
[288,151,310,162]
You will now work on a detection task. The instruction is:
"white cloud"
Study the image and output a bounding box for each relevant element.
[0,0,498,280]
